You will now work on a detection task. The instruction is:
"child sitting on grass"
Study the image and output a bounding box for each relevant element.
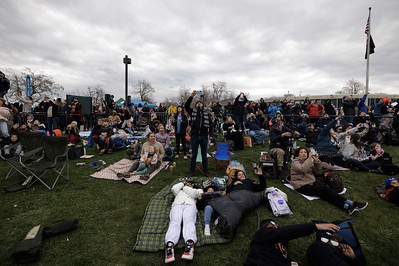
[131,146,158,176]
[380,178,399,206]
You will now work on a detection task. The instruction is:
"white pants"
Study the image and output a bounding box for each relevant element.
[165,204,197,245]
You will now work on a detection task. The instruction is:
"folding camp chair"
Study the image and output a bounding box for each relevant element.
[194,145,211,175]
[25,135,69,190]
[1,132,45,184]
[212,142,234,170]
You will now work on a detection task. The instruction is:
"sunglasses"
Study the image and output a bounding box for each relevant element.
[320,237,339,247]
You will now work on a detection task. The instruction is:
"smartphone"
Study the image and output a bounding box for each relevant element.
[194,90,202,95]
[309,147,316,155]
[360,123,366,127]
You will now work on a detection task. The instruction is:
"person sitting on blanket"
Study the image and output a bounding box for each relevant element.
[215,168,266,237]
[130,146,158,176]
[379,178,399,206]
[289,147,368,215]
[196,185,226,236]
[165,181,203,263]
[244,219,340,266]
[121,132,165,177]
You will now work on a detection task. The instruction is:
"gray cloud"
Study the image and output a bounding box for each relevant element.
[1,0,398,103]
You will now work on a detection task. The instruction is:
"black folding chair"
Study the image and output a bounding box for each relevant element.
[1,132,45,185]
[25,136,69,190]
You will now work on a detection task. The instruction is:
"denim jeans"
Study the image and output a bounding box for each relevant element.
[249,130,268,144]
[0,121,10,137]
[233,114,245,131]
[204,205,216,225]
[99,136,114,150]
[47,117,59,134]
[190,134,208,173]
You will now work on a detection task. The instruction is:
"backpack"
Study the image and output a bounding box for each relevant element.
[112,137,127,151]
[266,188,293,217]
[321,171,344,193]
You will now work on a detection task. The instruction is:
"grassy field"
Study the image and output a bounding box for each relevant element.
[1,136,398,266]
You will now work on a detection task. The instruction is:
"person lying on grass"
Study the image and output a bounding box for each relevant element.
[214,167,266,238]
[289,147,368,215]
[165,181,203,263]
[196,185,226,236]
[244,220,341,266]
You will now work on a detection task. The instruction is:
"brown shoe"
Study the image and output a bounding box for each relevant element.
[204,172,210,177]
[187,172,194,178]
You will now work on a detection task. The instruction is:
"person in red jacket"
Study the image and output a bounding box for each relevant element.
[306,100,324,123]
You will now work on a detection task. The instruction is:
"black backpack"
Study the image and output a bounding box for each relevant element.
[321,171,344,193]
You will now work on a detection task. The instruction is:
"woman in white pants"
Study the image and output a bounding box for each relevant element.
[164,181,203,263]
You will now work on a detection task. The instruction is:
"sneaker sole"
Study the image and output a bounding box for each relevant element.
[348,208,359,215]
[357,202,368,211]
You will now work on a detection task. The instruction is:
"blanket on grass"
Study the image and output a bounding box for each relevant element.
[133,177,231,252]
[284,183,347,200]
[90,159,169,184]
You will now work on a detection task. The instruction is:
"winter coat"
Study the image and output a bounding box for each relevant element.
[171,182,203,208]
[290,157,322,190]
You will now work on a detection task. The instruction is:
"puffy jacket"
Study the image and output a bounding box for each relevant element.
[171,182,203,208]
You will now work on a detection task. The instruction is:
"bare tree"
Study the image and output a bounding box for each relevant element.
[6,68,64,103]
[177,86,191,105]
[341,79,365,95]
[71,85,105,105]
[133,80,155,103]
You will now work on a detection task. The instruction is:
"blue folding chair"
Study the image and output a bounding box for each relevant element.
[212,142,234,170]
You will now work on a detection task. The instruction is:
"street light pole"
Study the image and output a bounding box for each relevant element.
[123,55,131,107]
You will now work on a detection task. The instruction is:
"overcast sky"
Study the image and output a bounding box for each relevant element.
[1,0,398,103]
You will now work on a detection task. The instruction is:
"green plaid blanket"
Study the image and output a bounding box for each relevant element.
[133,177,231,252]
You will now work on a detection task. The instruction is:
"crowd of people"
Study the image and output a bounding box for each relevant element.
[1,72,398,264]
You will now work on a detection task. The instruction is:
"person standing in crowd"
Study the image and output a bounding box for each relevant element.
[106,94,115,115]
[171,106,188,159]
[341,95,357,125]
[323,96,336,117]
[0,98,10,138]
[185,91,213,177]
[69,97,82,128]
[232,92,248,131]
[45,97,61,135]
[267,100,280,117]
[120,106,132,129]
[0,71,10,99]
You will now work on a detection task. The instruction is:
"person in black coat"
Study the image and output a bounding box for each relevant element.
[244,220,340,266]
[307,232,364,266]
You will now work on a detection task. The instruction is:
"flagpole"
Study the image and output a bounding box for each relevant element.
[365,7,371,93]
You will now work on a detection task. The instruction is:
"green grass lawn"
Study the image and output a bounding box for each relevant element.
[1,137,398,266]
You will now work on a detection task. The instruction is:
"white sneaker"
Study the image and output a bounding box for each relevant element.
[214,217,219,225]
[204,225,211,236]
[181,240,194,260]
[165,242,175,264]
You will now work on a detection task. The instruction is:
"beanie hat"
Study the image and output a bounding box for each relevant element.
[385,178,399,187]
[271,118,281,127]
[195,100,203,106]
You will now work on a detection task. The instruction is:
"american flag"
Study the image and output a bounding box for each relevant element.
[365,17,375,59]
[365,18,370,35]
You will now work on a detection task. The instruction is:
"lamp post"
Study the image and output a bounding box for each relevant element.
[123,55,131,107]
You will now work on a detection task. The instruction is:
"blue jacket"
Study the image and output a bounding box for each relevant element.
[357,94,368,114]
[315,119,339,152]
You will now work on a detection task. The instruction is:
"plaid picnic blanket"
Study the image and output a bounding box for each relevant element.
[133,177,231,252]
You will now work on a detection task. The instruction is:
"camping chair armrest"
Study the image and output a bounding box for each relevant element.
[54,149,70,163]
[21,147,44,158]
[0,142,21,152]
[0,142,21,160]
